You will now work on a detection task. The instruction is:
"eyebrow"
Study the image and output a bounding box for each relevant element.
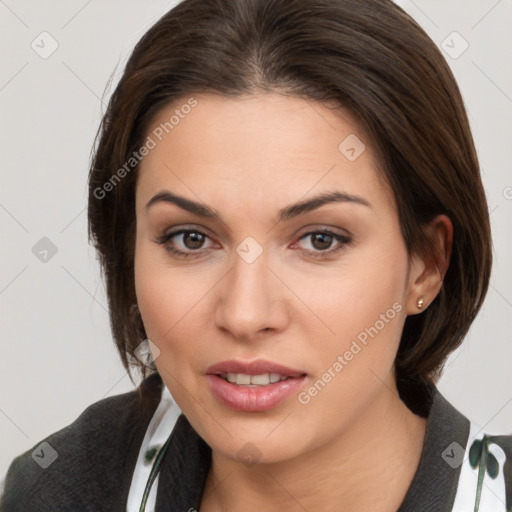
[145,189,372,222]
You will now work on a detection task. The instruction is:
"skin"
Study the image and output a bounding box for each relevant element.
[134,92,452,511]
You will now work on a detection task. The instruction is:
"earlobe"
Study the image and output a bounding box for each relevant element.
[406,214,453,315]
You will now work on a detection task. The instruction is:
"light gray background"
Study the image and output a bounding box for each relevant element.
[1,0,511,481]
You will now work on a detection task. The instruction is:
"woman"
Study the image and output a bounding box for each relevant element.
[1,0,510,510]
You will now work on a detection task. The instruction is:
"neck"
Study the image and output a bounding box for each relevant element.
[200,375,427,512]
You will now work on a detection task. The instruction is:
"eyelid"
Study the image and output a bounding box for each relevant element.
[157,224,350,244]
[294,224,352,238]
[154,223,353,263]
[291,227,351,254]
[158,227,218,248]
[292,224,352,245]
[159,223,214,239]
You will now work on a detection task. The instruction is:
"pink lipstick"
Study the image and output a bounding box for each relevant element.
[206,359,307,412]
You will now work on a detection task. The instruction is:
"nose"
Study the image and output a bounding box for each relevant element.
[214,247,289,342]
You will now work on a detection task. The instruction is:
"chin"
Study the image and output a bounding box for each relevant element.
[195,413,310,463]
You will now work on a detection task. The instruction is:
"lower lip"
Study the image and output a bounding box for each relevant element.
[207,374,306,412]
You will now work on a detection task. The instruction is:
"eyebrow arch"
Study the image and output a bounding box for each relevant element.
[145,189,372,222]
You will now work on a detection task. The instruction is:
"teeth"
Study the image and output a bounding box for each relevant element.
[236,374,251,385]
[220,373,290,386]
[250,374,270,385]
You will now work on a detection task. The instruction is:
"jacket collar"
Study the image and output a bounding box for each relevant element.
[397,385,470,510]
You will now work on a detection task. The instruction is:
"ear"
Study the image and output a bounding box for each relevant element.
[406,214,453,315]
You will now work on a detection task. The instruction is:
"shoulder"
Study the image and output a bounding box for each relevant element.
[453,422,512,512]
[398,384,512,511]
[0,372,163,512]
[429,388,512,510]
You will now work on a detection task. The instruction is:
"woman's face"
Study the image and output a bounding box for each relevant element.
[134,92,421,463]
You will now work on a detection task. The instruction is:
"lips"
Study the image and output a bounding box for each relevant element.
[206,359,306,377]
[206,359,307,412]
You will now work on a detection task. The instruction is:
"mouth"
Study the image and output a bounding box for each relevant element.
[206,359,306,377]
[206,359,307,412]
[217,372,299,386]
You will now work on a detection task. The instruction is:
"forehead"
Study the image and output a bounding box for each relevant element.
[136,92,392,214]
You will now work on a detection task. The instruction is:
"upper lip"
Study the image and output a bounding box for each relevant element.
[206,359,307,377]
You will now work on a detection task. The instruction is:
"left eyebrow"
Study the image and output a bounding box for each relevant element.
[278,190,372,221]
[145,189,372,222]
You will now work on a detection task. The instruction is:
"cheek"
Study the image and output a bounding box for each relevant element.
[134,239,221,378]
[134,242,196,344]
[303,241,408,348]
[297,234,409,401]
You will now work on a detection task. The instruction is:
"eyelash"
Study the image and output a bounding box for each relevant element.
[153,228,352,260]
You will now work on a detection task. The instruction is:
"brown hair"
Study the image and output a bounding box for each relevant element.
[87,0,491,412]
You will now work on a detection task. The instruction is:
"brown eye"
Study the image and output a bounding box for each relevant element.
[154,228,215,259]
[182,231,206,249]
[310,232,334,250]
[296,229,352,258]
